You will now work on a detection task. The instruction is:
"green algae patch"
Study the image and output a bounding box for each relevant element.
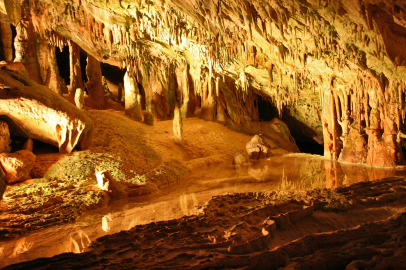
[0,177,109,239]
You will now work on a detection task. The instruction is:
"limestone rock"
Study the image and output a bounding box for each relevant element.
[86,55,105,108]
[74,88,85,110]
[0,120,11,153]
[0,69,93,153]
[233,152,247,166]
[0,150,36,184]
[246,135,272,160]
[96,171,126,199]
[124,69,143,121]
[0,166,6,200]
[173,101,183,144]
[22,138,33,152]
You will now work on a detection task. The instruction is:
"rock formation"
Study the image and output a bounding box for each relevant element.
[0,68,93,153]
[0,150,36,184]
[74,87,85,110]
[96,170,126,200]
[124,68,143,121]
[246,134,272,159]
[0,120,11,153]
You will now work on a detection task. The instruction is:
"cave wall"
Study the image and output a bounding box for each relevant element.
[1,0,406,166]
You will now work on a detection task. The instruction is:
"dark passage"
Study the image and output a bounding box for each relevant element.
[55,46,70,85]
[257,95,324,155]
[101,62,125,84]
[295,140,324,155]
[257,95,278,121]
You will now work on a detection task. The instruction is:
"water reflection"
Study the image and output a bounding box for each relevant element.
[66,231,92,254]
[0,154,403,268]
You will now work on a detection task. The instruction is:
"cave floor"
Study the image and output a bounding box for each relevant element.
[1,110,406,269]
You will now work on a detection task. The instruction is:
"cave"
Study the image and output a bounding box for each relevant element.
[55,46,70,85]
[1,0,406,269]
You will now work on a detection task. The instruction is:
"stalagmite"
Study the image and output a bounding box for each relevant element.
[124,68,143,121]
[75,88,85,110]
[173,100,183,144]
[86,54,105,108]
[0,13,13,62]
[47,45,65,95]
[68,40,84,95]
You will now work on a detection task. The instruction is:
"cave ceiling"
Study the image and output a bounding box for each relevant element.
[1,0,406,166]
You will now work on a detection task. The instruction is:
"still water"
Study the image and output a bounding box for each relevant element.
[0,154,403,267]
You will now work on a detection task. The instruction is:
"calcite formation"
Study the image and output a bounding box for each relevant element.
[0,120,11,153]
[246,134,272,159]
[96,171,126,199]
[74,87,85,110]
[0,0,406,167]
[0,150,36,184]
[0,68,94,153]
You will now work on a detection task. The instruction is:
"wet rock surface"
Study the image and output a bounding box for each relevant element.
[2,177,406,269]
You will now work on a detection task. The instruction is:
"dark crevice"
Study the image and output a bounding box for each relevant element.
[55,46,70,85]
[101,62,125,85]
[258,96,324,155]
[257,95,278,121]
[80,49,88,83]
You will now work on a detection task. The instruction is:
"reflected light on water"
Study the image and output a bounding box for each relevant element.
[0,154,404,268]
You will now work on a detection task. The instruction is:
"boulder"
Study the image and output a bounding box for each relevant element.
[96,171,126,199]
[0,69,93,153]
[0,150,36,184]
[74,88,85,110]
[0,120,11,153]
[246,134,272,160]
[233,152,247,166]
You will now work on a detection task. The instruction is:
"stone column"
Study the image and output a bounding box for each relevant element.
[47,45,65,95]
[0,13,13,62]
[68,40,84,95]
[173,100,183,143]
[86,54,105,108]
[176,61,189,118]
[321,89,341,160]
[124,68,142,120]
[13,19,28,63]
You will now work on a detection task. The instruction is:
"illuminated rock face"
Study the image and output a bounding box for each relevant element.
[246,135,272,160]
[0,150,36,184]
[0,69,94,153]
[1,0,406,166]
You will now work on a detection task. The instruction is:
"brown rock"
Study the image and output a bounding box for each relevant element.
[0,166,6,200]
[0,150,36,184]
[246,135,272,160]
[96,171,126,200]
[233,152,247,166]
[124,69,143,121]
[173,101,183,144]
[0,69,93,153]
[74,88,85,110]
[22,138,33,152]
[0,120,11,153]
